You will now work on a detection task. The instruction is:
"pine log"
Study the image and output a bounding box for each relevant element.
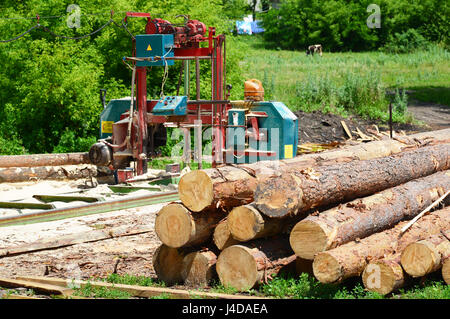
[212,218,239,250]
[362,254,407,295]
[227,204,295,242]
[312,206,450,284]
[400,233,450,277]
[442,256,450,285]
[290,170,450,259]
[152,244,196,286]
[181,249,218,287]
[255,143,450,218]
[179,129,450,212]
[0,153,90,168]
[154,203,225,248]
[216,237,296,291]
[0,165,97,183]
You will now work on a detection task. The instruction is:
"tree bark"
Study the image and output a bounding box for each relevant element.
[0,165,97,183]
[216,236,296,291]
[255,143,450,218]
[400,232,450,277]
[289,170,450,259]
[362,254,407,295]
[212,218,239,250]
[154,203,225,248]
[312,206,450,284]
[181,249,218,287]
[179,129,450,212]
[0,153,90,168]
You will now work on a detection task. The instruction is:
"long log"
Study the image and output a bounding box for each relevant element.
[0,165,97,183]
[255,143,450,218]
[178,129,450,212]
[181,249,218,287]
[154,203,225,248]
[289,170,450,259]
[216,237,296,291]
[312,206,450,284]
[361,254,407,295]
[442,256,450,285]
[400,232,450,278]
[212,218,239,250]
[0,152,90,168]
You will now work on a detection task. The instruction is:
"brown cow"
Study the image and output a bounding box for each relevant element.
[306,44,322,56]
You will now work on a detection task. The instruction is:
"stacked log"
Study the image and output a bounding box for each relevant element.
[150,128,450,292]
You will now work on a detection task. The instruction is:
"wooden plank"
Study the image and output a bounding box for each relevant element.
[17,276,267,299]
[0,277,73,296]
[108,185,161,194]
[0,202,55,210]
[340,120,353,139]
[0,225,153,257]
[33,195,104,203]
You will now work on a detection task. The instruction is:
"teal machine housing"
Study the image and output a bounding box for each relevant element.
[226,101,298,164]
[99,98,133,139]
[135,34,174,67]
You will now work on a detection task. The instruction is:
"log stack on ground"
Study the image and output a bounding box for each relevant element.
[150,129,450,292]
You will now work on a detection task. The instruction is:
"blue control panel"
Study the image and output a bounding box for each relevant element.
[151,96,188,116]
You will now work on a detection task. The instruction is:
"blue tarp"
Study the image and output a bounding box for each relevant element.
[236,20,264,35]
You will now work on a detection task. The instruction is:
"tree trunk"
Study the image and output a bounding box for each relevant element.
[216,237,295,291]
[442,256,450,285]
[154,203,225,248]
[400,232,450,277]
[0,165,98,183]
[289,170,450,259]
[226,204,290,242]
[152,244,196,286]
[312,206,450,284]
[0,153,90,168]
[255,143,450,218]
[362,254,407,295]
[179,129,450,212]
[212,218,239,250]
[181,249,218,287]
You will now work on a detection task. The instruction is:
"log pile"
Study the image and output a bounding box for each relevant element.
[151,128,450,294]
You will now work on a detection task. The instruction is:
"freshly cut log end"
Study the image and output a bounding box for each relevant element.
[290,220,328,260]
[152,245,188,286]
[227,205,264,242]
[442,257,450,285]
[216,245,259,291]
[312,252,342,284]
[213,219,239,250]
[178,170,214,212]
[362,261,405,295]
[254,174,302,218]
[155,204,194,248]
[401,242,440,277]
[181,250,217,287]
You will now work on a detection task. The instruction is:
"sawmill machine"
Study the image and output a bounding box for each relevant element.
[89,12,298,177]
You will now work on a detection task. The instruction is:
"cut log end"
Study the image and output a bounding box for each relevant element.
[152,245,186,286]
[181,251,217,287]
[216,245,258,291]
[290,220,328,260]
[254,175,302,218]
[362,261,404,295]
[312,252,342,284]
[155,203,194,248]
[213,219,239,250]
[178,170,214,212]
[401,242,439,277]
[442,257,450,285]
[227,205,264,242]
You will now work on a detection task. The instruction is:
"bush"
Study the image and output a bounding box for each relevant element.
[382,29,431,53]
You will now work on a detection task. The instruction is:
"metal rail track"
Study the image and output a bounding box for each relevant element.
[0,191,179,227]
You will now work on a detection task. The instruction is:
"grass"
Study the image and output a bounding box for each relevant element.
[233,35,450,123]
